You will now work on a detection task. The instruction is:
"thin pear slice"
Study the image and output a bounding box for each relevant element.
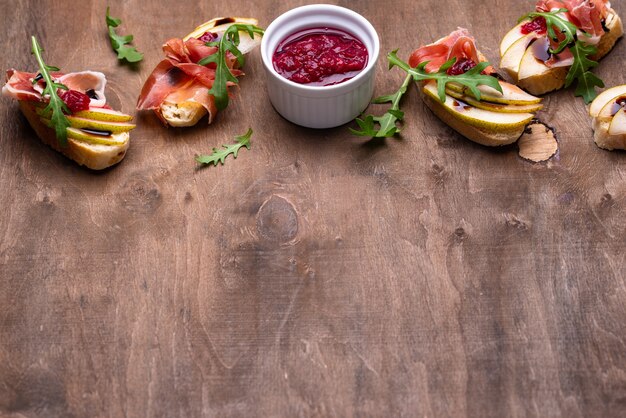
[500,22,526,56]
[65,115,136,133]
[74,107,133,123]
[423,83,534,131]
[597,98,624,122]
[500,32,538,79]
[39,118,127,146]
[609,108,626,135]
[589,85,626,117]
[518,37,552,81]
[183,17,261,54]
[445,88,543,113]
[35,106,133,125]
[67,128,128,146]
[446,80,541,105]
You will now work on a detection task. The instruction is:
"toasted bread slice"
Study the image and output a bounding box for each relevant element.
[593,118,626,150]
[502,8,622,96]
[421,88,528,147]
[158,17,262,127]
[414,29,542,147]
[19,101,130,170]
[590,84,626,150]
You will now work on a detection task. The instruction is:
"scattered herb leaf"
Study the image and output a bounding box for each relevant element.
[350,73,412,138]
[106,7,143,63]
[197,24,264,111]
[31,36,71,147]
[388,50,503,102]
[196,128,252,167]
[519,9,602,103]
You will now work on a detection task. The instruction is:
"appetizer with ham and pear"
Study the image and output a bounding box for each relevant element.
[589,84,626,150]
[404,28,543,146]
[137,17,263,127]
[500,0,622,100]
[2,37,135,170]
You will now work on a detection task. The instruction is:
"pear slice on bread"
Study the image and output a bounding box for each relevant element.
[412,28,542,147]
[3,68,135,170]
[590,85,626,150]
[20,101,132,169]
[500,22,526,57]
[499,6,622,96]
[421,80,538,147]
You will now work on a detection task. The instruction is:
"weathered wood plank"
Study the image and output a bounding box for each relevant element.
[1,0,625,417]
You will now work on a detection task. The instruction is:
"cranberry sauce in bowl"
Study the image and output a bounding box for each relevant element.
[272,27,369,86]
[261,4,380,128]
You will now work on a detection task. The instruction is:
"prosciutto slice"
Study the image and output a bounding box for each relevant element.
[536,0,610,36]
[136,37,241,124]
[408,28,495,74]
[533,0,610,66]
[2,69,107,107]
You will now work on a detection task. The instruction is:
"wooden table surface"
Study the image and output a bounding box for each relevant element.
[1,0,625,417]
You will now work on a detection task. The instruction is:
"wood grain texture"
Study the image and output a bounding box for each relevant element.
[1,0,625,417]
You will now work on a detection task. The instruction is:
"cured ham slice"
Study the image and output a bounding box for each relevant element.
[536,0,610,36]
[2,70,42,101]
[2,69,107,107]
[136,36,241,124]
[531,0,610,67]
[408,28,495,74]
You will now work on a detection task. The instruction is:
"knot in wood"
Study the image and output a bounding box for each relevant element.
[256,195,298,244]
[453,227,467,243]
[119,176,161,214]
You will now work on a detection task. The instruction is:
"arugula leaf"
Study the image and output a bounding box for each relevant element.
[387,50,503,102]
[31,36,71,147]
[197,24,264,111]
[566,41,603,103]
[518,9,602,103]
[350,50,503,138]
[519,9,578,54]
[196,128,252,167]
[350,73,412,138]
[106,7,143,63]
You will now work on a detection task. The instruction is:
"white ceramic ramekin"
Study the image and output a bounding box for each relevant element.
[261,4,380,129]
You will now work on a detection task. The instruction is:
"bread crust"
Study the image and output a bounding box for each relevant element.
[593,118,626,150]
[421,89,526,147]
[19,101,129,170]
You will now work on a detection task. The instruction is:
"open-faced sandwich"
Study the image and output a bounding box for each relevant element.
[137,17,262,127]
[2,37,135,170]
[589,84,626,150]
[500,0,623,97]
[407,28,543,146]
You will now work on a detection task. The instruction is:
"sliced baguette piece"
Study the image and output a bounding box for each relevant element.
[590,84,626,150]
[159,17,262,127]
[593,118,626,150]
[160,101,207,127]
[502,8,622,96]
[19,101,129,170]
[421,82,533,147]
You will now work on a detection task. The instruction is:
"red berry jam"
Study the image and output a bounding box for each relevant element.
[198,31,218,43]
[272,27,368,86]
[447,58,477,75]
[60,89,91,113]
[521,17,547,35]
